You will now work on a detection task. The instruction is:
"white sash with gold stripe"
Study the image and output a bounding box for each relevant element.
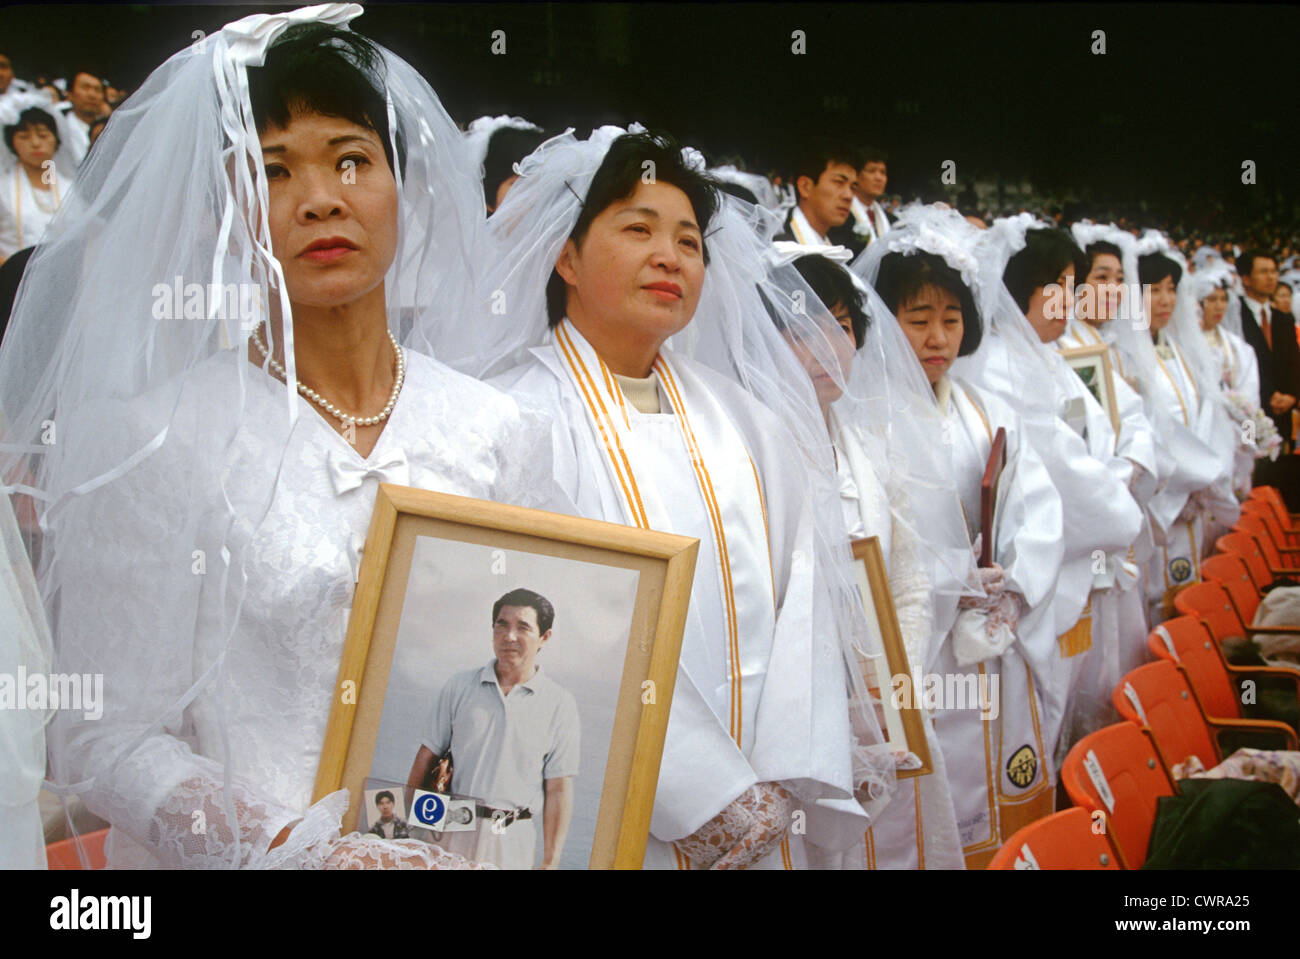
[550,318,777,752]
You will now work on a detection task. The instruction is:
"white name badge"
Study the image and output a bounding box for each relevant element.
[1082,749,1116,814]
[1014,843,1041,870]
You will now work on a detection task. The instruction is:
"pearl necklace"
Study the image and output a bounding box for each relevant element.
[252,324,405,428]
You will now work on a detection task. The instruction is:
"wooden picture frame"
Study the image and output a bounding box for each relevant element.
[312,484,699,869]
[979,427,1007,569]
[1061,343,1121,439]
[848,536,933,779]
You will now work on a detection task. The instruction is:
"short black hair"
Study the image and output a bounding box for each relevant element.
[858,145,888,167]
[249,23,405,177]
[1238,248,1276,278]
[69,68,103,90]
[4,106,60,155]
[1081,240,1123,279]
[493,587,555,635]
[790,139,858,188]
[791,253,870,348]
[875,251,982,356]
[374,790,394,805]
[1003,227,1083,315]
[1277,281,1293,294]
[483,124,546,209]
[546,130,719,327]
[1137,252,1182,287]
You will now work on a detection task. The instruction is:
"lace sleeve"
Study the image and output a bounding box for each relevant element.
[46,399,305,868]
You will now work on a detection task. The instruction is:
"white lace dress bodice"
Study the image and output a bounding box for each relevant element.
[51,348,556,868]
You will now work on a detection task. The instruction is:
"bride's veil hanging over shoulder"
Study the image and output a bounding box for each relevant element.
[0,3,493,867]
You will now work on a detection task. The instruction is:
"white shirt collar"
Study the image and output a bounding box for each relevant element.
[790,206,830,247]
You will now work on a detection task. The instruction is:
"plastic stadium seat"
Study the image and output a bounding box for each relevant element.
[1244,494,1300,547]
[1249,485,1300,532]
[1175,580,1300,655]
[1113,660,1295,772]
[1146,616,1298,749]
[1240,503,1300,565]
[1200,552,1300,634]
[1215,531,1277,593]
[987,807,1123,870]
[1236,514,1300,572]
[1060,724,1176,868]
[45,828,109,870]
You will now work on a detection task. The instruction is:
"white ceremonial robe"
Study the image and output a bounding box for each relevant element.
[788,206,832,247]
[1142,333,1223,623]
[956,330,1142,762]
[0,496,49,869]
[493,320,860,870]
[927,376,1064,870]
[1058,319,1162,679]
[1047,346,1147,748]
[1204,325,1262,502]
[53,349,559,868]
[817,409,964,870]
[0,164,72,258]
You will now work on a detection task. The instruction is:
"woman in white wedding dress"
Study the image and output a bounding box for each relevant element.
[0,7,556,869]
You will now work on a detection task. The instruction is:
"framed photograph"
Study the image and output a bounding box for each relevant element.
[848,536,933,779]
[1061,343,1121,439]
[313,485,699,869]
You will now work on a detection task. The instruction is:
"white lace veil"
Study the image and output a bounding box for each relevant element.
[766,242,978,670]
[1190,259,1240,339]
[0,88,82,180]
[709,164,783,215]
[462,114,544,171]
[845,205,999,643]
[426,123,898,807]
[952,212,1068,426]
[0,3,493,867]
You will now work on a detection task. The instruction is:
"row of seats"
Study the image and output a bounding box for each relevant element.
[990,485,1300,869]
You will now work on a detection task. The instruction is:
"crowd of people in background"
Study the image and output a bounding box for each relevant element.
[4,9,1300,873]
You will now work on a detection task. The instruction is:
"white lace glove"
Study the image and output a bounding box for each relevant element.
[953,548,1023,666]
[671,782,794,870]
[319,833,495,870]
[249,790,494,870]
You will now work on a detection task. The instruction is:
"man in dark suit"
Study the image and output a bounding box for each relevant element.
[836,145,892,251]
[1238,249,1300,496]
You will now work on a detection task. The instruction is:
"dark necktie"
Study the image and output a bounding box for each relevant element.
[1262,305,1272,349]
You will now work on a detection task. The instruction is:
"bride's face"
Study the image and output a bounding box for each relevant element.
[260,111,399,309]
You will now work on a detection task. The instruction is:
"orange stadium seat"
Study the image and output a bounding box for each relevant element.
[45,828,109,870]
[1146,616,1299,747]
[1241,500,1300,560]
[1242,493,1300,545]
[1247,486,1300,542]
[1200,552,1300,631]
[1215,530,1283,593]
[1059,724,1175,868]
[1236,514,1300,572]
[987,807,1123,870]
[1113,660,1295,772]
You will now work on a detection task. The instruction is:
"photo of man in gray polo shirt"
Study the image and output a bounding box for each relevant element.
[406,587,580,869]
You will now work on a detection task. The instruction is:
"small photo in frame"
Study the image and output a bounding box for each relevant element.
[1061,343,1120,439]
[849,536,933,779]
[360,782,412,840]
[313,486,699,869]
